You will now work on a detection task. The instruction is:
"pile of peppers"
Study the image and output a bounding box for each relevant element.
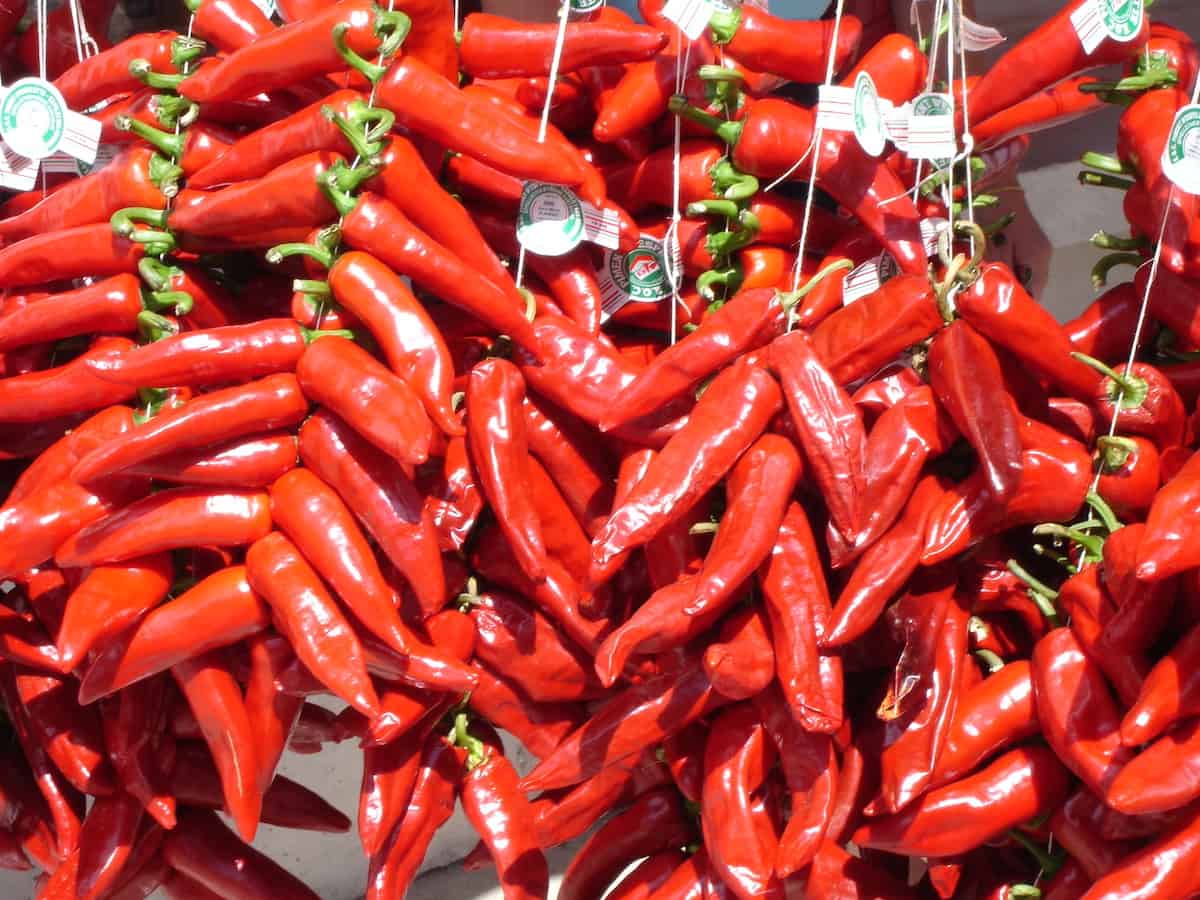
[0,0,1198,896]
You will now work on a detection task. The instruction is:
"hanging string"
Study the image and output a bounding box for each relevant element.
[781,0,847,320]
[665,37,692,345]
[909,0,946,204]
[513,0,571,291]
[953,0,976,259]
[66,0,100,64]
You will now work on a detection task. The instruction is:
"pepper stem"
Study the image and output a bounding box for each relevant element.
[1085,490,1124,533]
[687,199,740,219]
[1032,523,1106,562]
[777,257,854,312]
[373,8,413,59]
[973,648,1005,674]
[266,241,335,268]
[138,257,181,292]
[116,115,184,161]
[170,35,206,68]
[1078,170,1136,190]
[1071,351,1149,409]
[453,712,487,770]
[1095,436,1137,472]
[706,6,742,44]
[696,266,742,301]
[333,23,387,84]
[302,327,355,344]
[1091,251,1143,289]
[518,287,537,322]
[710,159,758,201]
[697,64,744,83]
[1079,66,1179,95]
[142,289,193,316]
[688,522,719,535]
[706,210,759,259]
[1090,230,1147,251]
[323,104,386,164]
[147,153,184,198]
[1008,886,1041,899]
[137,310,178,342]
[293,279,332,296]
[150,94,198,130]
[668,95,744,145]
[1080,152,1133,175]
[1007,829,1064,879]
[129,58,186,90]
[1005,560,1061,627]
[319,167,363,218]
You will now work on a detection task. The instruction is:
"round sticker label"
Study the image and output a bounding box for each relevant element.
[609,237,669,303]
[852,71,887,158]
[1101,0,1143,42]
[0,78,67,160]
[1162,104,1200,195]
[518,183,585,257]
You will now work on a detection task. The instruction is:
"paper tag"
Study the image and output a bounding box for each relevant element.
[884,101,911,151]
[518,182,586,256]
[1162,104,1200,195]
[0,142,38,190]
[816,84,856,133]
[1071,0,1143,55]
[660,0,716,40]
[921,217,950,257]
[843,252,899,305]
[77,143,118,175]
[852,72,887,157]
[581,200,620,251]
[0,78,100,163]
[961,15,1006,51]
[908,92,956,162]
[599,235,672,321]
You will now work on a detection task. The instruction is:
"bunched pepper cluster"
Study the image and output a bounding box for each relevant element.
[0,0,1197,897]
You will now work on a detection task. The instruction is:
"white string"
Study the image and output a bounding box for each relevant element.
[940,0,955,223]
[909,0,946,203]
[66,0,99,63]
[514,0,571,291]
[35,0,47,80]
[781,0,846,313]
[665,39,692,345]
[954,0,975,257]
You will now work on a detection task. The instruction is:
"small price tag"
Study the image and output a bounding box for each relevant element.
[843,252,899,305]
[518,183,586,256]
[907,92,956,162]
[1071,0,1143,56]
[1162,104,1200,195]
[0,78,100,163]
[884,101,912,151]
[599,235,672,322]
[851,72,888,158]
[0,142,38,190]
[921,217,950,257]
[660,0,716,41]
[816,84,856,133]
[581,200,621,251]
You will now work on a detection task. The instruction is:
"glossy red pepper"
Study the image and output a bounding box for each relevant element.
[1136,449,1200,580]
[1122,620,1200,747]
[77,566,270,705]
[55,31,203,110]
[0,337,140,424]
[101,676,175,829]
[524,397,614,537]
[184,0,274,52]
[1065,282,1147,362]
[703,606,776,702]
[125,432,298,488]
[460,14,666,78]
[709,6,860,83]
[467,663,585,761]
[0,278,146,354]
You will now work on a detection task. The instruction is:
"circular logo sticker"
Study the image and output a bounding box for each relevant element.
[1163,104,1200,195]
[608,237,669,304]
[517,183,585,257]
[0,78,67,160]
[1101,0,1143,42]
[852,72,887,158]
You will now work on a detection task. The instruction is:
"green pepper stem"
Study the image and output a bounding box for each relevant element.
[302,327,355,344]
[1080,67,1179,94]
[319,167,363,218]
[117,115,185,161]
[981,212,1016,237]
[373,8,413,59]
[696,266,742,300]
[1081,152,1133,175]
[1008,886,1042,899]
[1078,170,1136,190]
[333,23,388,84]
[668,95,744,145]
[1085,490,1124,533]
[974,648,1005,674]
[697,64,744,82]
[777,257,854,312]
[688,522,719,535]
[1007,829,1064,879]
[137,310,178,342]
[687,199,739,219]
[454,712,487,770]
[323,105,385,164]
[151,94,198,130]
[111,207,170,237]
[1091,252,1143,289]
[706,6,741,44]
[710,159,758,201]
[170,34,206,68]
[1096,436,1136,472]
[1005,560,1061,627]
[1071,351,1148,409]
[293,279,332,296]
[266,241,335,268]
[129,58,186,90]
[1091,230,1147,251]
[1032,523,1106,560]
[138,257,181,292]
[142,289,193,316]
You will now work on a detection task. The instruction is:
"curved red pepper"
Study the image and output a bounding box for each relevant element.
[703,606,776,702]
[101,676,176,829]
[125,432,298,488]
[467,663,585,761]
[185,0,274,52]
[712,8,860,83]
[1135,448,1200,581]
[0,337,139,424]
[0,277,145,354]
[1081,806,1200,900]
[460,14,667,78]
[55,31,203,110]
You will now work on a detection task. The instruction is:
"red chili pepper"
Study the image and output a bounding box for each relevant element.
[0,278,146,354]
[467,663,585,761]
[1081,806,1200,900]
[1135,449,1200,580]
[55,488,272,568]
[269,468,474,691]
[7,405,135,505]
[703,606,776,702]
[71,374,308,485]
[0,149,180,245]
[1121,620,1200,747]
[973,75,1105,150]
[1032,627,1133,797]
[185,0,274,52]
[532,752,666,848]
[116,115,239,178]
[56,553,172,670]
[170,649,262,842]
[179,1,407,104]
[965,0,1148,126]
[607,850,687,900]
[124,432,298,488]
[524,397,614,538]
[595,431,799,682]
[591,360,782,587]
[297,408,446,620]
[460,14,667,79]
[363,735,462,900]
[77,566,270,704]
[163,808,319,900]
[245,531,385,727]
[101,676,175,829]
[0,605,66,675]
[0,337,140,425]
[520,659,716,793]
[595,31,712,144]
[55,31,204,110]
[709,7,860,83]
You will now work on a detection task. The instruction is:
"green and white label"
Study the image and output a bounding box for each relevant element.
[599,235,671,321]
[908,92,955,164]
[0,78,66,159]
[1163,104,1200,195]
[852,72,887,158]
[1071,0,1142,54]
[517,182,585,257]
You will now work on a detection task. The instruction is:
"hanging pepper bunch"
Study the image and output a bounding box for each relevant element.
[0,0,1198,897]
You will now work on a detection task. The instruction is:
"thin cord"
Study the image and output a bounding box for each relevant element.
[910,0,947,203]
[782,0,847,314]
[954,0,976,258]
[515,0,571,291]
[665,38,692,345]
